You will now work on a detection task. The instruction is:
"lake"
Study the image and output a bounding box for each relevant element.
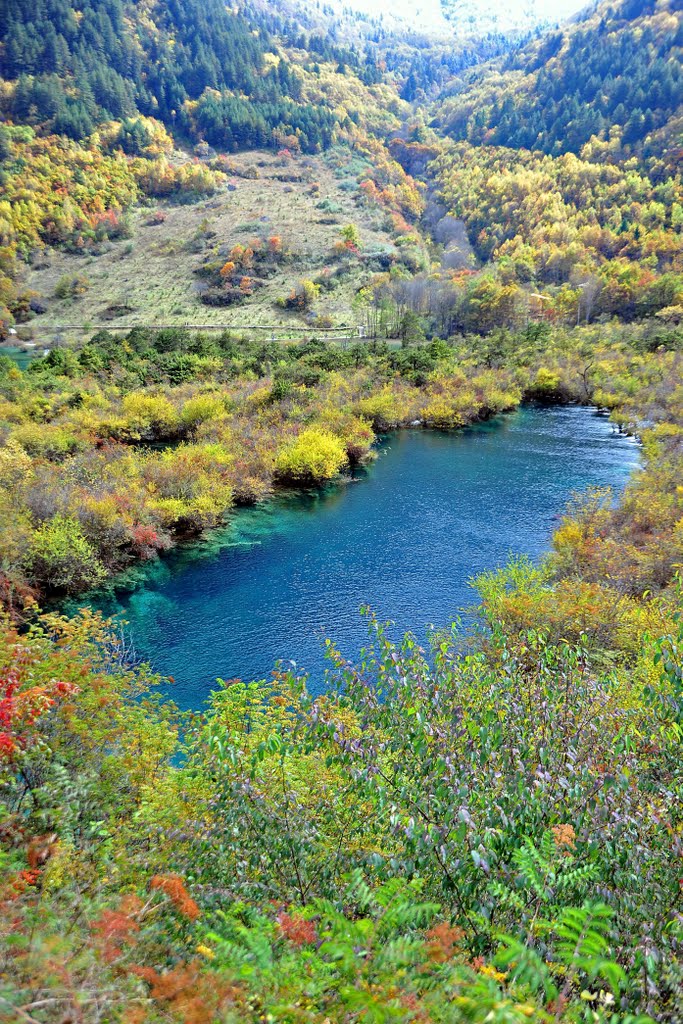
[78,405,640,706]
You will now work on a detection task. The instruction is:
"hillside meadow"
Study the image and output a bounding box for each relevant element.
[18,147,416,335]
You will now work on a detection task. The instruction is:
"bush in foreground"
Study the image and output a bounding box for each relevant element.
[0,594,681,1021]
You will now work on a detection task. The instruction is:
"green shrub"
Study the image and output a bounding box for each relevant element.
[27,515,106,592]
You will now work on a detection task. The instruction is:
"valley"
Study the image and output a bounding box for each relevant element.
[76,405,640,705]
[0,1,681,1022]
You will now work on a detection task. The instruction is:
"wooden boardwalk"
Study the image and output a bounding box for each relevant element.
[42,323,363,333]
[37,323,368,344]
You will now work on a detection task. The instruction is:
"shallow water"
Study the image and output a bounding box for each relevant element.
[77,405,640,706]
[1,346,42,371]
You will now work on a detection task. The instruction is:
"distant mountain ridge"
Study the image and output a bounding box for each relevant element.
[441,0,588,36]
[285,0,589,38]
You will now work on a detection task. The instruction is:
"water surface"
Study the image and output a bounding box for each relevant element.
[81,406,639,705]
[1,346,42,371]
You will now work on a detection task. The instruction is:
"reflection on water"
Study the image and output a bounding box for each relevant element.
[1,346,42,371]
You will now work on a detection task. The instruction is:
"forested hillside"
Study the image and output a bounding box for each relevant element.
[435,0,682,159]
[440,0,584,36]
[0,0,424,334]
[0,0,348,150]
[384,0,682,344]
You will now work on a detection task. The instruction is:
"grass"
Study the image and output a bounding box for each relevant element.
[19,148,401,343]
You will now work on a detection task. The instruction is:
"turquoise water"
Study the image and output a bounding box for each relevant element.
[1,346,42,370]
[79,406,640,706]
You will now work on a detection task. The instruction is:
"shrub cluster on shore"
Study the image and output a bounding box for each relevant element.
[0,315,681,1021]
[1,320,681,611]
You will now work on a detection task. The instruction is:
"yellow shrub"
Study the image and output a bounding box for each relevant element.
[245,386,271,409]
[149,497,188,526]
[485,386,521,412]
[275,428,347,484]
[420,397,466,429]
[552,519,585,556]
[592,388,620,410]
[0,398,28,424]
[180,394,226,430]
[144,443,234,530]
[11,422,84,460]
[531,367,562,397]
[0,438,33,486]
[121,393,179,437]
[81,495,122,531]
[319,411,376,463]
[356,388,403,430]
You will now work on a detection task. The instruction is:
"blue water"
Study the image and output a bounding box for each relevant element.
[79,406,639,706]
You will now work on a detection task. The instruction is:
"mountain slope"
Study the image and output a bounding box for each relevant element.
[0,0,680,341]
[0,0,343,151]
[434,0,682,161]
[440,0,587,36]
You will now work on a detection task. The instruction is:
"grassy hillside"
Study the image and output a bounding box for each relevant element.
[0,14,423,339]
[18,148,416,336]
[2,0,679,346]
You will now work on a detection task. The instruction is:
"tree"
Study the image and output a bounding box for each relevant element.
[279,280,320,312]
[340,223,361,248]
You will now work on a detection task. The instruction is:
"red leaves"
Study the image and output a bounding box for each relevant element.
[54,681,79,696]
[424,922,465,963]
[132,525,159,546]
[91,896,143,961]
[277,911,317,947]
[0,672,20,731]
[130,524,167,558]
[132,963,241,1024]
[0,665,79,762]
[91,907,141,961]
[133,964,198,1002]
[150,874,201,920]
[27,832,58,869]
[18,868,41,886]
[146,210,167,226]
[90,208,123,236]
[4,866,42,900]
[91,875,200,966]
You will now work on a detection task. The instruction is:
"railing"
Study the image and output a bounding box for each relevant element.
[38,324,368,337]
